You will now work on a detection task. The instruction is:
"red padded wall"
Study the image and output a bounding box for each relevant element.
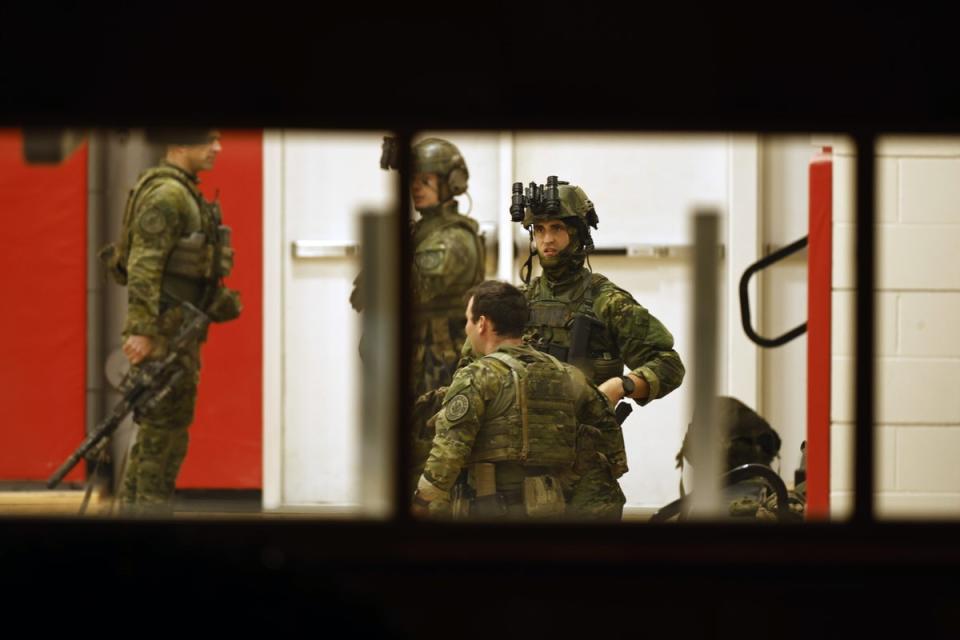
[0,130,87,482]
[178,130,263,489]
[806,147,832,519]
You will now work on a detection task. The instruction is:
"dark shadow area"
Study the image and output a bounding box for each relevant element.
[3,5,960,635]
[4,520,960,637]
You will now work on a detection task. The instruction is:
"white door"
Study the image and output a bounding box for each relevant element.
[263,130,396,511]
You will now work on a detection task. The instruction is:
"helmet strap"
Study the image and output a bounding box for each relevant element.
[520,230,535,285]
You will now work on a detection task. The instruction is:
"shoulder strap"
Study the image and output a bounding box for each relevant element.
[485,351,530,461]
[583,272,610,313]
[485,350,526,374]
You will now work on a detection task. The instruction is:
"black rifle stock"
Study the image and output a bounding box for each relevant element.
[46,302,210,490]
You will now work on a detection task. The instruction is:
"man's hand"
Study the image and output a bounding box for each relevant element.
[123,335,155,365]
[598,373,648,407]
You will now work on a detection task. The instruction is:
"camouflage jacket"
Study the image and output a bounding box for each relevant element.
[123,161,221,338]
[353,199,485,397]
[523,267,685,404]
[417,343,624,500]
[411,199,484,312]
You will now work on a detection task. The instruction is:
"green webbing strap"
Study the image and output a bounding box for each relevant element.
[486,351,526,376]
[487,352,530,462]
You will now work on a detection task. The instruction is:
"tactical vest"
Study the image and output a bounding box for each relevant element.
[526,272,624,385]
[467,349,578,469]
[411,204,485,317]
[99,165,234,308]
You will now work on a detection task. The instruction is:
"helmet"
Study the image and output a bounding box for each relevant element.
[412,137,469,199]
[510,177,600,256]
[381,136,469,201]
[677,396,782,470]
[517,183,598,231]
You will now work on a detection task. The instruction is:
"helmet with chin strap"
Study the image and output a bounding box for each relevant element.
[380,136,469,203]
[509,177,599,282]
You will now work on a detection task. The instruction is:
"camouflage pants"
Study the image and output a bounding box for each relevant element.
[567,462,626,521]
[566,425,627,521]
[119,339,201,513]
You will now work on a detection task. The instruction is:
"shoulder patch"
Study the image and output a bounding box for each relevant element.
[139,209,167,235]
[415,249,445,273]
[444,394,470,422]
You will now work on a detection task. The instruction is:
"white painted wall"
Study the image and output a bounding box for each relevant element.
[759,137,815,488]
[831,136,960,519]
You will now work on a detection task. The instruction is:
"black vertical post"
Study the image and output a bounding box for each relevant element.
[394,129,414,523]
[854,133,876,524]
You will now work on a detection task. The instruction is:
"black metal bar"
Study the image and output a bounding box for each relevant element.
[738,235,809,348]
[394,129,414,524]
[854,135,876,524]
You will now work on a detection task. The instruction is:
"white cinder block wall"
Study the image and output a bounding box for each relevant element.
[832,137,960,519]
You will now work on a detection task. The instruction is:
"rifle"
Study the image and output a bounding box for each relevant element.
[47,301,211,490]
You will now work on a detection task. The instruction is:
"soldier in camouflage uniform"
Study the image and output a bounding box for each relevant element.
[100,129,241,514]
[674,396,804,521]
[352,137,485,488]
[510,177,686,520]
[412,280,625,520]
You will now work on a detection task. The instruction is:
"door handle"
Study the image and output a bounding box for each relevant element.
[291,241,359,259]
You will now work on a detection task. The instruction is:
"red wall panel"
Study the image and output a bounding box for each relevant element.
[806,147,832,519]
[178,130,263,489]
[0,130,87,482]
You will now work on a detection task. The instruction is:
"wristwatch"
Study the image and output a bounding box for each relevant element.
[619,375,636,397]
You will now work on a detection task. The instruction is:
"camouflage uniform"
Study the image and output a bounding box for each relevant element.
[352,138,485,488]
[416,343,625,520]
[410,197,485,397]
[105,159,238,512]
[514,180,685,520]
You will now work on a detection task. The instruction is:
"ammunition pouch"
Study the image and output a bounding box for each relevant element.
[164,225,234,281]
[453,463,566,520]
[166,232,214,279]
[98,243,127,285]
[216,224,235,278]
[522,475,566,518]
[205,286,243,323]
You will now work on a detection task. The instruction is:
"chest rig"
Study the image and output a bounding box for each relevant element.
[410,205,485,393]
[411,205,485,315]
[526,272,624,386]
[101,165,234,309]
[467,349,578,469]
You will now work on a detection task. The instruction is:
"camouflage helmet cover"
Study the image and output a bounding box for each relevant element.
[521,184,597,229]
[412,137,469,195]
